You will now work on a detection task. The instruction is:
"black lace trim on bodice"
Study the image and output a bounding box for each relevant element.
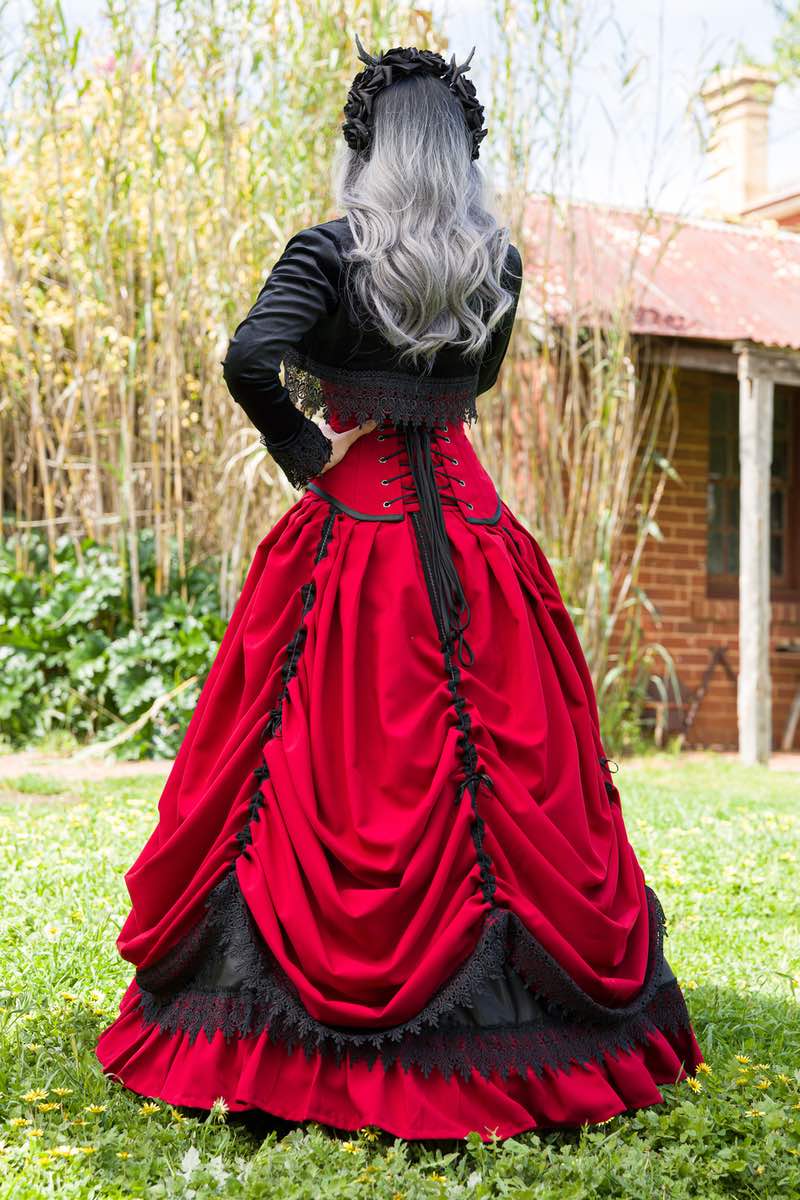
[134,865,688,1082]
[261,416,333,491]
[283,346,480,430]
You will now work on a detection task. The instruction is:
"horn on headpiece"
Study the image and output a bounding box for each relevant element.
[449,46,476,81]
[354,32,378,67]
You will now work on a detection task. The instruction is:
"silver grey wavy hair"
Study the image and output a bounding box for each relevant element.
[332,70,515,372]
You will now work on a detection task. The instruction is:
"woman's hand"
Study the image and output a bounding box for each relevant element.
[319,419,378,474]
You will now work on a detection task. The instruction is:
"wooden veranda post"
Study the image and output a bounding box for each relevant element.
[735,342,773,764]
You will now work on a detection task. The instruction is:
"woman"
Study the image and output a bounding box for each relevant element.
[96,38,703,1141]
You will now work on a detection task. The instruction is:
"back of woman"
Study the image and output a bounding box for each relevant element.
[96,37,703,1143]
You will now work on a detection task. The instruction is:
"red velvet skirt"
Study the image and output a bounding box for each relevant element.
[96,419,703,1141]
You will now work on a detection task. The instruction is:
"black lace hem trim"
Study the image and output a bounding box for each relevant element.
[134,862,676,1082]
[283,346,480,430]
[261,417,333,490]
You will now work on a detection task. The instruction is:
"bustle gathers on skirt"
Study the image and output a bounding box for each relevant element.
[96,415,703,1141]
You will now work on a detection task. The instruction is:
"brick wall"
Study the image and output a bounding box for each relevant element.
[636,367,800,749]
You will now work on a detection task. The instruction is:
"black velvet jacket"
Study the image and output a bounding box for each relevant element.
[221,216,523,489]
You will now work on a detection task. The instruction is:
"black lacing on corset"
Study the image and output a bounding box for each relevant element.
[377,420,476,668]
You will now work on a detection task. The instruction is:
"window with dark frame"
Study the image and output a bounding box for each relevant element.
[707,382,797,590]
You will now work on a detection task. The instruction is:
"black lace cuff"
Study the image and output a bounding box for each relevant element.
[261,417,333,490]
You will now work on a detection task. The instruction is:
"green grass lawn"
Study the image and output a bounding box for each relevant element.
[0,755,798,1199]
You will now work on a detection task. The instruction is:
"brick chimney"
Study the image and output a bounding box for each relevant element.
[699,66,778,219]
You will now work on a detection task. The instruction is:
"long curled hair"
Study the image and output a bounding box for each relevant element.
[332,70,516,372]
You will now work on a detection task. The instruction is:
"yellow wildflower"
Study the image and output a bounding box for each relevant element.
[683,980,698,991]
[429,1173,448,1182]
[169,1107,185,1122]
[21,1089,49,1103]
[38,1103,59,1112]
[52,1088,72,1097]
[37,1154,53,1167]
[340,1140,360,1153]
[755,1078,770,1090]
[210,1097,229,1123]
[754,1062,770,1070]
[686,1077,702,1093]
[78,1145,97,1154]
[735,1054,751,1064]
[745,1108,764,1117]
[696,1062,712,1075]
[140,1102,160,1115]
[29,1128,44,1138]
[360,1126,380,1142]
[70,1118,87,1127]
[8,1117,31,1127]
[59,992,77,1002]
[117,1151,131,1159]
[777,1074,791,1084]
[84,1104,106,1114]
[24,1043,42,1052]
[51,1146,81,1158]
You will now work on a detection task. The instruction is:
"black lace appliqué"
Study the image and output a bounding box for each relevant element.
[283,345,480,430]
[134,866,688,1082]
[261,416,333,490]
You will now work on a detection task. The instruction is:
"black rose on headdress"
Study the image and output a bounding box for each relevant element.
[342,36,487,161]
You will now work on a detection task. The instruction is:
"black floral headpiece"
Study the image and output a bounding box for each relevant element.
[342,34,487,161]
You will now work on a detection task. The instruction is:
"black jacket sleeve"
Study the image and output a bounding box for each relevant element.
[220,225,340,489]
[476,242,523,397]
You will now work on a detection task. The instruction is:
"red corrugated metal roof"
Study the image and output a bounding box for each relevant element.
[523,194,800,350]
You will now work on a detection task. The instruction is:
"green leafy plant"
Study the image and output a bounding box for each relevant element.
[0,532,225,757]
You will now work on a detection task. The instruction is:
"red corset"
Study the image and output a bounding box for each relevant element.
[306,417,501,525]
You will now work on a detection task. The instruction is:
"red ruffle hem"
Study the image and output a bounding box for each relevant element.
[96,417,704,1141]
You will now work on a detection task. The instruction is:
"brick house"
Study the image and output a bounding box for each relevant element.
[523,67,800,759]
